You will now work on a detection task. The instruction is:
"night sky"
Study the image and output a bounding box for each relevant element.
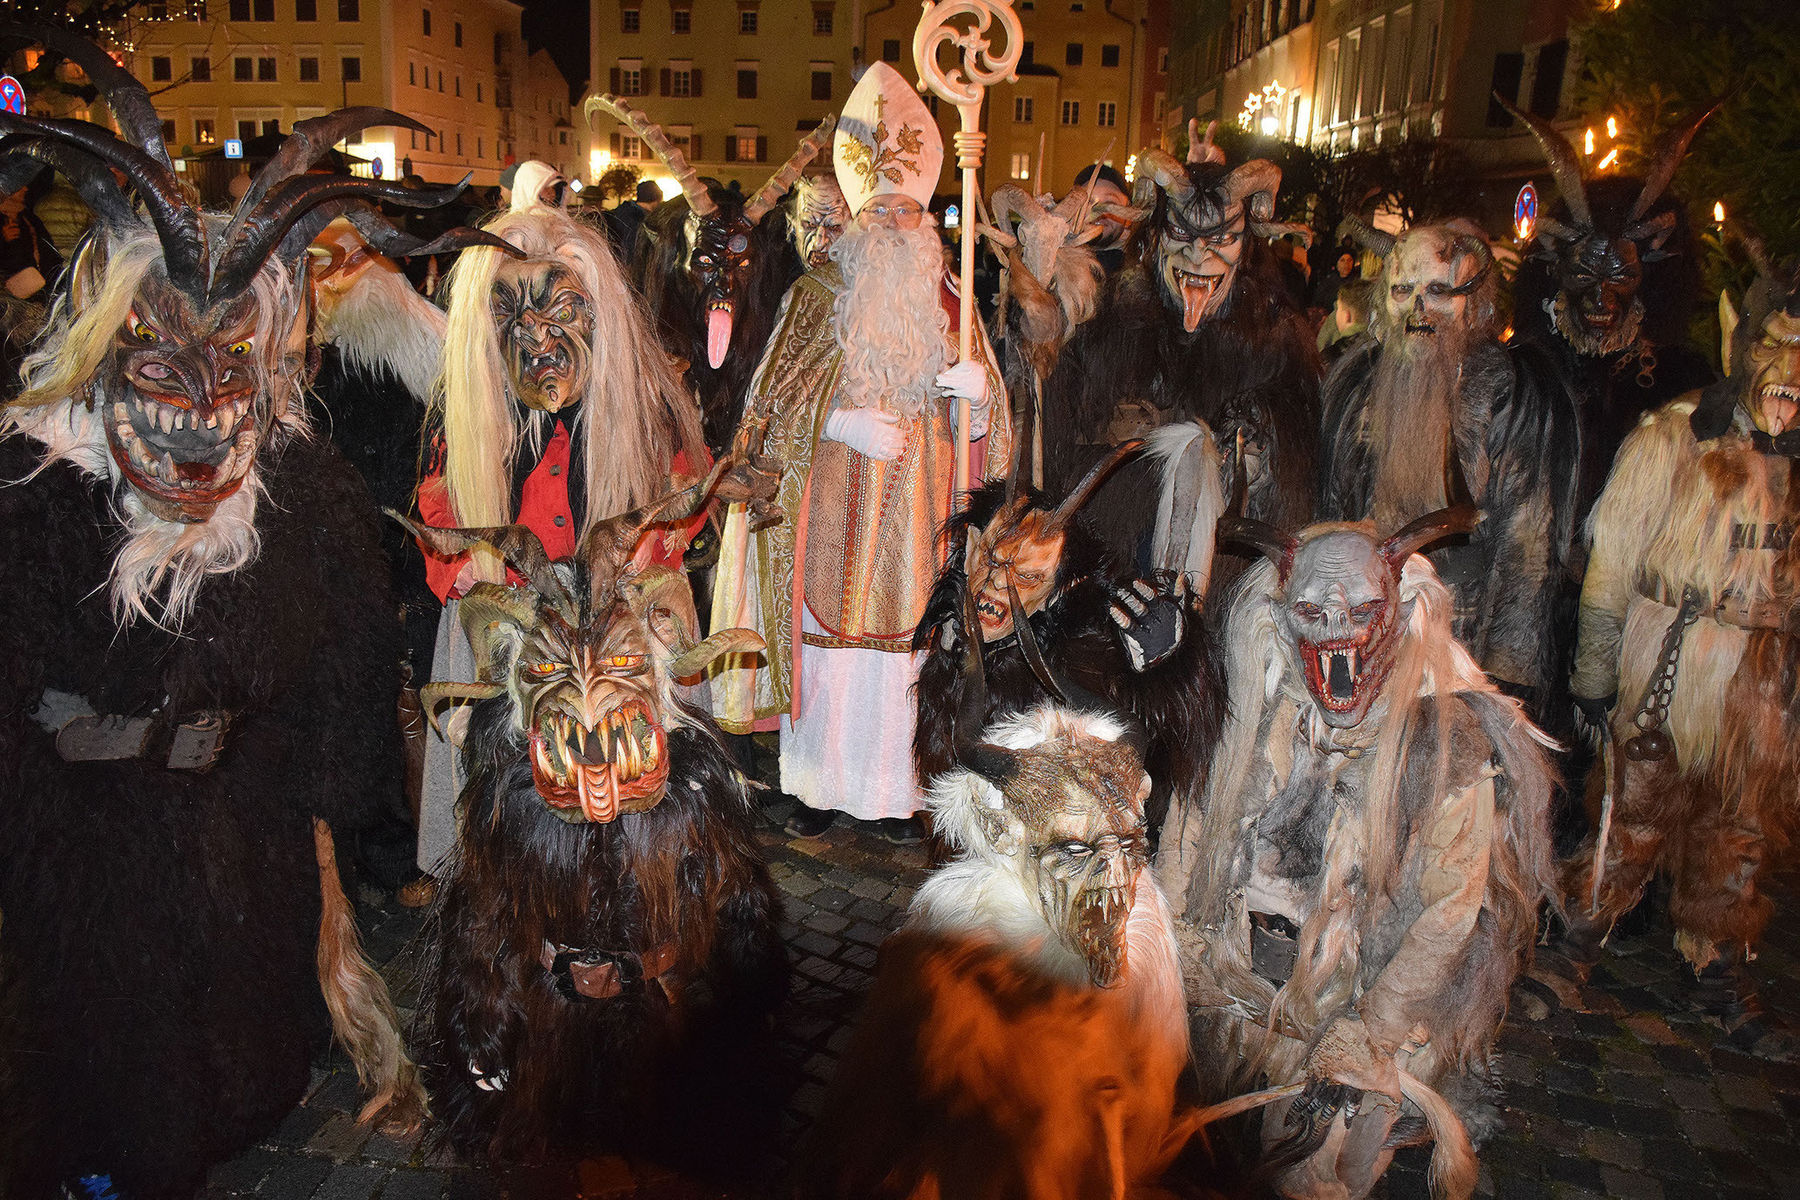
[518,0,591,103]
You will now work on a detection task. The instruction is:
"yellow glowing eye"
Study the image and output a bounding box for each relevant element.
[131,320,156,343]
[528,661,563,675]
[227,341,253,357]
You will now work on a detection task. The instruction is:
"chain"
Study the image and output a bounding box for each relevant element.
[1624,586,1702,760]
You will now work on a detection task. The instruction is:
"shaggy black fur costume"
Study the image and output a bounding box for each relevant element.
[0,433,401,1199]
[912,481,1225,838]
[630,190,802,454]
[1319,338,1582,709]
[416,699,788,1165]
[1042,222,1320,567]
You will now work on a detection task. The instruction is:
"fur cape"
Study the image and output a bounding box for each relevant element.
[415,699,787,1165]
[630,191,803,453]
[1319,337,1582,701]
[1041,238,1321,564]
[912,481,1225,837]
[0,431,402,1198]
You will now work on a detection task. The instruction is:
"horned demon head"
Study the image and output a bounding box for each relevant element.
[936,585,1152,989]
[1703,232,1800,448]
[585,95,833,369]
[1348,218,1499,349]
[403,460,765,823]
[1501,96,1721,357]
[1118,142,1288,333]
[791,173,851,270]
[0,23,501,526]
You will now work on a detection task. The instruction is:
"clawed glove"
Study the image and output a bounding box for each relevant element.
[1110,576,1186,671]
[823,406,906,461]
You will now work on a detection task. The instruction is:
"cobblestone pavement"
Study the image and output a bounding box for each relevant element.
[211,797,1800,1200]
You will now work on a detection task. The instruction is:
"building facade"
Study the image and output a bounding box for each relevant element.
[112,0,579,189]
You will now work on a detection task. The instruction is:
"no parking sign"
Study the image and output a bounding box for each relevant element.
[0,75,25,117]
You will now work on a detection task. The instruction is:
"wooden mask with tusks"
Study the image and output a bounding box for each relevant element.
[394,461,763,824]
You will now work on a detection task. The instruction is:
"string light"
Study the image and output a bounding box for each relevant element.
[1714,200,1726,224]
[1606,115,1618,139]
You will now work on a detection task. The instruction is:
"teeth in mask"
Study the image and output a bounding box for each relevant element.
[113,402,128,424]
[157,404,175,434]
[205,411,218,430]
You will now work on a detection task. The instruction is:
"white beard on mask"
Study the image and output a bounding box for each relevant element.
[830,222,950,418]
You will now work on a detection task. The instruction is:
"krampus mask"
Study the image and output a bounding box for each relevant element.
[1118,148,1285,333]
[0,22,503,525]
[792,174,851,269]
[490,259,593,413]
[1502,97,1719,357]
[948,583,1151,988]
[586,94,833,369]
[965,441,1144,641]
[1350,218,1497,346]
[1706,234,1800,447]
[404,463,763,823]
[1222,495,1477,728]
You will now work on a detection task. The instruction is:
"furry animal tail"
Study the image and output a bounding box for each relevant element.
[1398,1068,1478,1200]
[313,818,428,1132]
[1147,421,1224,595]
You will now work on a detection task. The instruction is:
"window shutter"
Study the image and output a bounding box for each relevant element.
[725,137,737,162]
[756,136,767,162]
[611,132,621,155]
[691,68,702,96]
[610,67,621,93]
[660,68,671,96]
[690,133,702,160]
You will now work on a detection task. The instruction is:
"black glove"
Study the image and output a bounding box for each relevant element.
[1110,575,1185,672]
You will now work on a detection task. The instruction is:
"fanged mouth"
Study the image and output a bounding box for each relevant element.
[1759,383,1800,435]
[1299,636,1375,712]
[974,592,1009,634]
[1405,319,1437,336]
[1072,880,1134,988]
[109,394,257,504]
[1174,268,1223,333]
[529,700,670,822]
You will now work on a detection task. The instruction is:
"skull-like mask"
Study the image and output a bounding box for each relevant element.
[491,259,593,413]
[792,175,850,269]
[1380,226,1491,344]
[1272,531,1405,728]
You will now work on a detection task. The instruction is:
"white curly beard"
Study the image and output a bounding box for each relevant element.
[830,223,950,418]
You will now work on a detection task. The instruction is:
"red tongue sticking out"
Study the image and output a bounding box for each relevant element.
[1181,278,1209,333]
[706,306,733,369]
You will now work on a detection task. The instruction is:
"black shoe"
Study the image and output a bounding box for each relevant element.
[1689,955,1800,1059]
[784,805,837,838]
[878,816,926,846]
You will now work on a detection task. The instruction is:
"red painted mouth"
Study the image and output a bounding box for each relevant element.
[529,700,671,822]
[1298,630,1390,715]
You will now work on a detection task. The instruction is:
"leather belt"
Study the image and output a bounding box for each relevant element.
[1636,578,1797,635]
[52,705,233,772]
[539,940,680,1001]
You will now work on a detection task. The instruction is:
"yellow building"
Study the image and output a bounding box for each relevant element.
[116,0,574,189]
[584,0,855,193]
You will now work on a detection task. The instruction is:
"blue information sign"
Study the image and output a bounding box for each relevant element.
[223,138,243,160]
[0,75,25,116]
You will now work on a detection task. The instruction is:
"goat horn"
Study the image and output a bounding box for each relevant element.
[418,682,505,738]
[1495,94,1591,231]
[1379,505,1480,574]
[1,20,173,171]
[953,584,1019,786]
[585,93,714,218]
[745,116,835,224]
[1627,97,1725,224]
[1216,441,1295,577]
[385,509,574,613]
[1341,213,1396,259]
[1131,147,1193,210]
[1046,439,1145,535]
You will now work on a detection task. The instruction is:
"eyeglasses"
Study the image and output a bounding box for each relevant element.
[862,200,924,229]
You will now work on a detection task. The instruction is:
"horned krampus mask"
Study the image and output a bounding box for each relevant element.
[1349,219,1497,348]
[1708,235,1800,446]
[1502,97,1720,357]
[792,174,851,269]
[586,94,833,368]
[1223,503,1477,728]
[1123,148,1284,332]
[965,441,1143,641]
[0,22,503,523]
[403,463,763,823]
[946,590,1151,988]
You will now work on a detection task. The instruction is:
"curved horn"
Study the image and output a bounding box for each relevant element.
[1217,446,1295,576]
[227,108,429,248]
[211,173,474,300]
[1341,213,1396,259]
[1627,98,1724,223]
[0,112,206,295]
[1007,578,1066,704]
[585,93,714,218]
[0,135,135,227]
[745,116,835,224]
[274,198,519,269]
[1188,118,1224,166]
[1222,159,1282,223]
[418,681,505,737]
[1495,94,1591,231]
[954,585,1020,785]
[385,509,573,611]
[1,20,174,171]
[1131,147,1194,210]
[990,183,1050,236]
[579,453,742,581]
[1046,439,1145,535]
[1379,505,1480,573]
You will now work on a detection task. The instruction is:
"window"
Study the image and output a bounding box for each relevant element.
[1101,44,1120,68]
[476,81,482,101]
[1066,43,1083,67]
[237,118,258,140]
[438,69,445,92]
[669,66,692,96]
[731,132,761,162]
[234,56,254,82]
[254,0,273,18]
[337,0,358,19]
[299,56,319,82]
[476,135,482,157]
[191,56,211,81]
[620,67,642,96]
[1158,46,1168,74]
[1486,51,1523,127]
[814,9,833,35]
[1070,1,1084,9]
[408,62,415,85]
[262,117,280,136]
[147,1,168,15]
[622,8,639,33]
[672,7,691,33]
[740,10,759,34]
[341,55,361,82]
[229,0,248,18]
[195,116,217,143]
[295,0,316,18]
[1013,96,1033,122]
[456,132,463,154]
[160,119,176,142]
[257,56,276,82]
[454,20,463,47]
[1020,41,1034,68]
[621,134,642,160]
[737,68,758,99]
[882,39,900,63]
[1009,151,1031,179]
[1060,99,1080,125]
[422,8,432,36]
[1096,100,1116,127]
[811,69,831,101]
[454,75,461,97]
[151,56,172,82]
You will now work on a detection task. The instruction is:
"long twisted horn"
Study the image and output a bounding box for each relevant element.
[745,116,835,225]
[386,510,574,614]
[1626,98,1724,224]
[1046,439,1145,535]
[584,94,714,218]
[226,108,430,248]
[1131,147,1194,210]
[1340,213,1395,260]
[1495,95,1591,231]
[0,135,136,227]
